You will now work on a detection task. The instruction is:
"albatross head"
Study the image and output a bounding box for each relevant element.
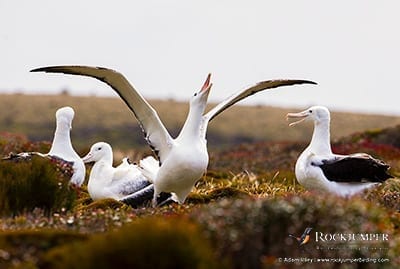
[56,106,75,130]
[82,142,113,163]
[189,73,212,111]
[287,106,330,126]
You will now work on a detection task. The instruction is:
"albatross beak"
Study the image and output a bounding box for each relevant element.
[81,152,94,163]
[286,111,309,126]
[199,73,212,94]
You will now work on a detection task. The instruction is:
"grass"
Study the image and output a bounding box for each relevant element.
[0,94,400,268]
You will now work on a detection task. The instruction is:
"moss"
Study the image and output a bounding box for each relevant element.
[0,156,77,216]
[41,217,225,269]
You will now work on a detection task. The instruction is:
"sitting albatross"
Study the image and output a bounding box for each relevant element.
[82,142,151,201]
[31,65,316,205]
[82,142,171,206]
[287,105,392,196]
[3,106,85,187]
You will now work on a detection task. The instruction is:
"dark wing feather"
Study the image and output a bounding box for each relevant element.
[114,179,152,196]
[200,79,317,138]
[31,66,173,164]
[120,184,173,208]
[315,154,392,183]
[204,79,317,122]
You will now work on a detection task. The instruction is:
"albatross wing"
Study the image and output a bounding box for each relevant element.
[200,79,317,137]
[315,154,392,183]
[31,66,173,164]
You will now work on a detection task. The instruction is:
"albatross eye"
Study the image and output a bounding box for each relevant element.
[193,93,198,97]
[97,147,102,151]
[309,110,313,113]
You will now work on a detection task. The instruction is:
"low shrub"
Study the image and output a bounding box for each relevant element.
[0,229,87,268]
[0,132,50,157]
[193,195,398,269]
[41,217,225,269]
[0,156,76,216]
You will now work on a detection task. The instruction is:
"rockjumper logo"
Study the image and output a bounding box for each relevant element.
[315,232,389,242]
[289,227,313,246]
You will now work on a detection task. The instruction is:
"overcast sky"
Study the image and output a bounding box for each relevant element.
[1,0,400,115]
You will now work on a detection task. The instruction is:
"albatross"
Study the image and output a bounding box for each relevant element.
[287,105,392,196]
[82,142,172,206]
[3,106,85,187]
[31,65,316,205]
[82,142,151,200]
[48,106,86,187]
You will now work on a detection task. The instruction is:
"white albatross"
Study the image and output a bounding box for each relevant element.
[48,106,86,187]
[287,105,392,196]
[3,106,85,187]
[82,142,155,201]
[31,65,316,205]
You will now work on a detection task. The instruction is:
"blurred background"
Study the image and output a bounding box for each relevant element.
[1,0,400,115]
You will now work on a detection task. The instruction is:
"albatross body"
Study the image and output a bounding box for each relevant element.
[48,106,85,187]
[82,142,152,201]
[287,106,391,196]
[31,65,316,205]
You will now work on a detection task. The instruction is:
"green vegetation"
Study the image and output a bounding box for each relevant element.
[42,218,223,269]
[0,156,76,216]
[0,94,400,268]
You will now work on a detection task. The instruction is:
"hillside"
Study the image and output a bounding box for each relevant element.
[1,93,400,154]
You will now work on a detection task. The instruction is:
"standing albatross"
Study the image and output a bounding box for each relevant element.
[31,65,316,205]
[48,106,86,187]
[287,105,392,196]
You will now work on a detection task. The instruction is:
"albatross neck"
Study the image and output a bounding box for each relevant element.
[309,119,332,155]
[49,123,74,155]
[177,104,205,141]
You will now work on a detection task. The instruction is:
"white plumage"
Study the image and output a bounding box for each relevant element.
[287,105,391,196]
[31,65,316,205]
[48,106,85,187]
[82,142,151,201]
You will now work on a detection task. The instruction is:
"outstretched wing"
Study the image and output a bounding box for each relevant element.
[31,66,173,164]
[205,79,317,122]
[315,153,392,183]
[200,79,317,137]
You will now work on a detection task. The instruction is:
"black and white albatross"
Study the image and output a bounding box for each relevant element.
[287,105,392,197]
[31,65,316,205]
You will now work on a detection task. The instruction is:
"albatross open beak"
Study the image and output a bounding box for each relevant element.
[199,73,212,95]
[286,110,310,126]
